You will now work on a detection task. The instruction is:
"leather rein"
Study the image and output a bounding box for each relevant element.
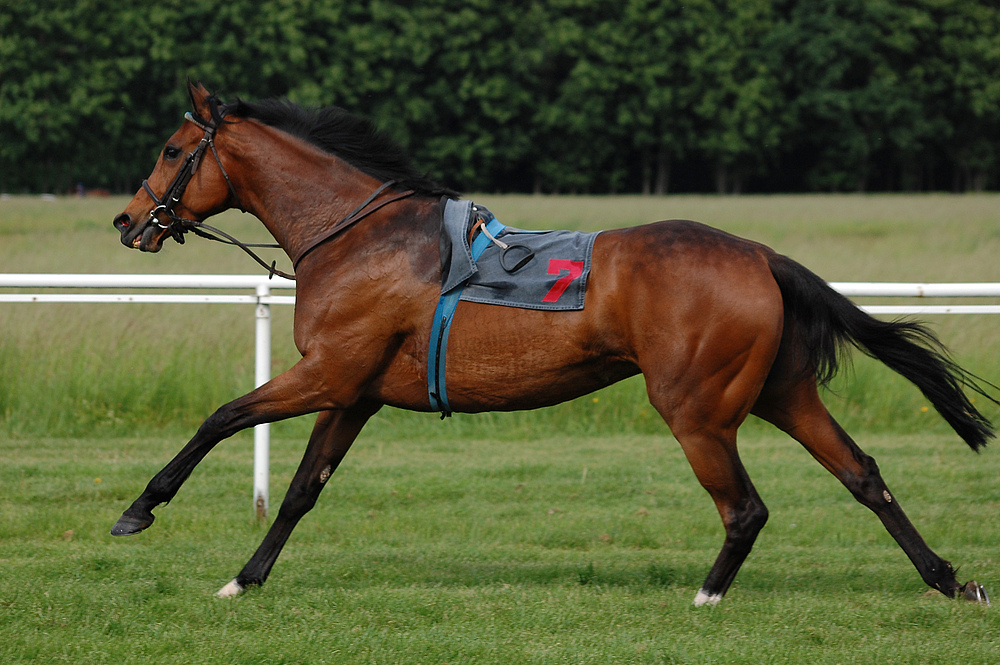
[141,111,414,280]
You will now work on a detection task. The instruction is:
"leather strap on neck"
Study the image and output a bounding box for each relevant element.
[292,181,415,269]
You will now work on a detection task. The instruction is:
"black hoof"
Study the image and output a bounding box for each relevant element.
[110,511,155,536]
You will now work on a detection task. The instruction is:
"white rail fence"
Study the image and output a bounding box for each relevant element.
[0,274,294,521]
[3,273,1000,520]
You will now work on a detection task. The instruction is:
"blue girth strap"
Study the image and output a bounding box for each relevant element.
[428,214,506,416]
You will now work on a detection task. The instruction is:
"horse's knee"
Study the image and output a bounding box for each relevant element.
[197,402,251,440]
[278,483,320,518]
[278,466,334,518]
[725,496,769,550]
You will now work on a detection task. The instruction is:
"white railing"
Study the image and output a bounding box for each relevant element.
[3,274,1000,519]
[0,274,294,521]
[831,282,1000,314]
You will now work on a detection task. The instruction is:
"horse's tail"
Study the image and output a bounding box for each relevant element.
[766,252,996,451]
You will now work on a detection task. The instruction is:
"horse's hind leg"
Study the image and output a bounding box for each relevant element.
[644,361,774,606]
[637,289,783,604]
[669,424,769,606]
[752,377,964,597]
[218,402,380,597]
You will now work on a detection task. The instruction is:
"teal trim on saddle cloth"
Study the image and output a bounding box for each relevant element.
[427,213,506,416]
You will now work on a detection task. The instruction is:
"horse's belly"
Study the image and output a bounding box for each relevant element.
[371,301,638,413]
[443,355,639,412]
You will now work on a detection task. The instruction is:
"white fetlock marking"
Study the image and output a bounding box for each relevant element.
[215,579,244,598]
[693,589,722,607]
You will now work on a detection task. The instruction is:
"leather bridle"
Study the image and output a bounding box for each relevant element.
[136,110,415,280]
[141,111,246,244]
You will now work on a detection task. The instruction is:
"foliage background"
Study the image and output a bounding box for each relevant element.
[1,0,999,195]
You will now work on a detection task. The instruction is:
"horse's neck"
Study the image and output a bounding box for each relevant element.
[231,124,386,260]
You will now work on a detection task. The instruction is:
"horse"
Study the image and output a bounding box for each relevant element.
[111,81,992,605]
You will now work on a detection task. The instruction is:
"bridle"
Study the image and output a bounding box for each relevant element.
[138,110,297,278]
[142,111,246,243]
[137,109,415,280]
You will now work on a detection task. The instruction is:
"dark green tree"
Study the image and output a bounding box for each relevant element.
[689,0,789,194]
[935,0,1000,191]
[1,0,998,194]
[0,0,151,192]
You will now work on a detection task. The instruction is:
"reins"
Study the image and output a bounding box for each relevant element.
[142,111,414,281]
[290,180,415,270]
[186,180,415,280]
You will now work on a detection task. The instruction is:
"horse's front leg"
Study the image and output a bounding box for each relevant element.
[217,402,380,597]
[111,359,341,536]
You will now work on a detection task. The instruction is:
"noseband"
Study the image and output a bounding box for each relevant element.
[141,111,246,244]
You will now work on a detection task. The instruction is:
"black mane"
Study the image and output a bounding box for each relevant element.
[221,96,457,197]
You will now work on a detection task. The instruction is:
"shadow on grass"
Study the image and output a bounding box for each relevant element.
[269,543,956,601]
[279,549,709,592]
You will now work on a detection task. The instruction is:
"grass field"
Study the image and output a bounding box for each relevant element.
[2,193,1000,663]
[1,433,998,664]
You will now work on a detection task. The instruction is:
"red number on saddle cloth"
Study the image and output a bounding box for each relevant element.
[542,259,585,303]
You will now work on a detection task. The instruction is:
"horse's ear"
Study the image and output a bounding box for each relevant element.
[186,78,212,115]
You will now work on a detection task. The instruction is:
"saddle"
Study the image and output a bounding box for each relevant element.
[438,198,598,310]
[429,198,599,415]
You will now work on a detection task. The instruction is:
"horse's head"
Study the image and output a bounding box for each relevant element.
[114,81,242,252]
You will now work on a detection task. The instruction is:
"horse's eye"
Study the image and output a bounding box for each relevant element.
[163,146,182,160]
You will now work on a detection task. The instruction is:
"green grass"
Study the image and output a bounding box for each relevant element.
[0,432,998,664]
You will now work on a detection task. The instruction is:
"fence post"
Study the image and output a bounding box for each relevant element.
[254,282,271,521]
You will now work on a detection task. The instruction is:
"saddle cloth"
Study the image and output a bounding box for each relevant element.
[439,198,599,311]
[428,198,599,415]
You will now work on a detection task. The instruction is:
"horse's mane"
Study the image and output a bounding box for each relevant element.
[218,95,458,197]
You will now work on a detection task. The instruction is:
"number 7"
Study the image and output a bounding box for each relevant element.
[542,259,585,303]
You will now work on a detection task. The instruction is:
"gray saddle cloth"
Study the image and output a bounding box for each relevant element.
[439,198,598,311]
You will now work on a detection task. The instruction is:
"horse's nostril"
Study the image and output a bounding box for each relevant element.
[114,213,132,231]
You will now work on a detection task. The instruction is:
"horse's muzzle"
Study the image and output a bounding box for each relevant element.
[113,212,135,246]
[113,212,166,252]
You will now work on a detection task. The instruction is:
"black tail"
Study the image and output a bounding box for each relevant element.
[767,252,997,451]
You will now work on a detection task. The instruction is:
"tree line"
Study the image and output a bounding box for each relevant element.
[2,0,998,195]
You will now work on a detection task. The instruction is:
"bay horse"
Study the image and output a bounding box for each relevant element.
[111,82,992,605]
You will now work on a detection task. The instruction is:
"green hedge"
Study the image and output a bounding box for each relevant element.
[2,0,998,195]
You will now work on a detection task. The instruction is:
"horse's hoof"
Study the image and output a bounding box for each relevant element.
[216,579,244,598]
[960,581,990,606]
[693,589,722,607]
[110,511,154,536]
